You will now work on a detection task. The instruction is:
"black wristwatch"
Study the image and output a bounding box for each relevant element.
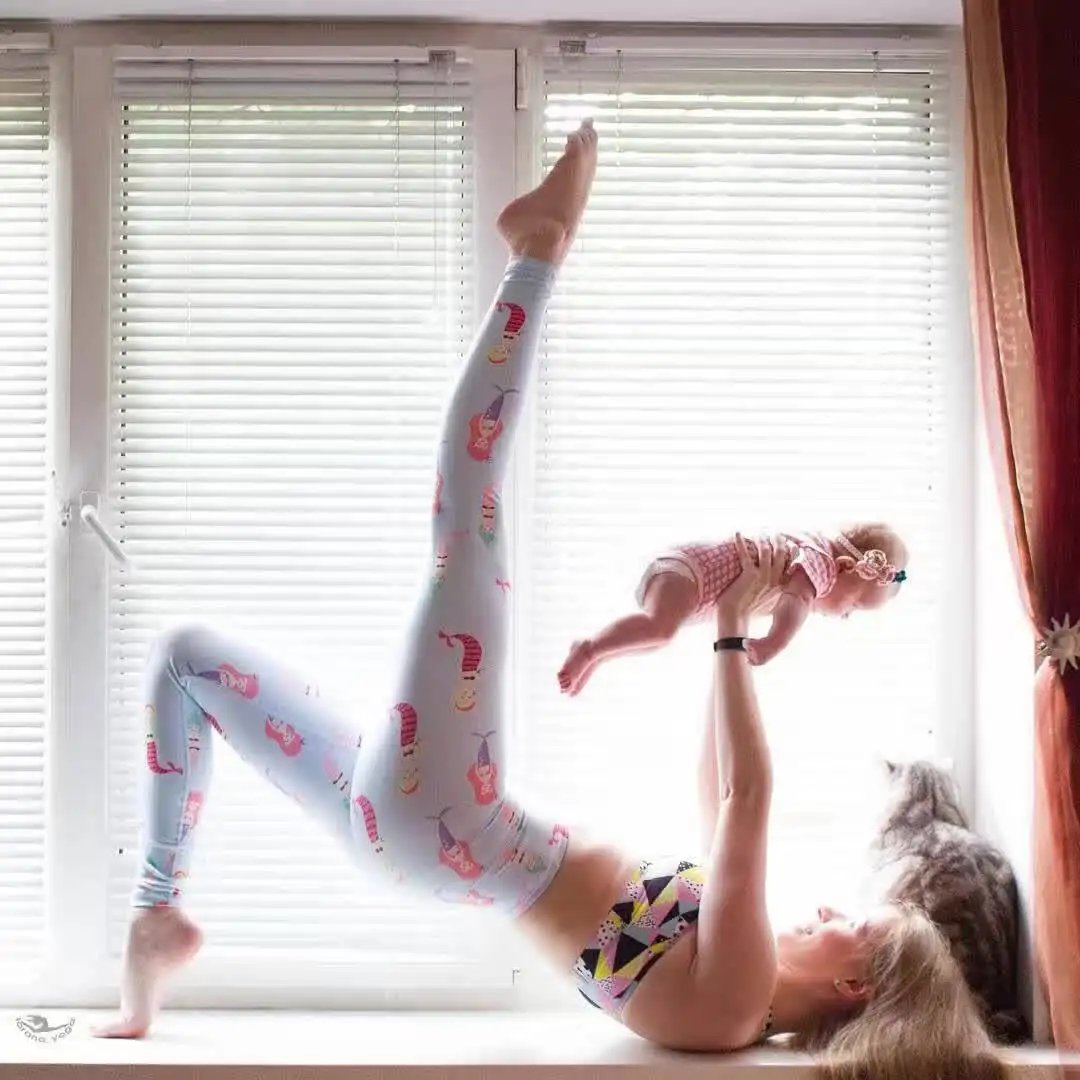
[714,636,748,652]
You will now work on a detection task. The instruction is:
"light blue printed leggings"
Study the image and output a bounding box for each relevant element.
[138,257,568,917]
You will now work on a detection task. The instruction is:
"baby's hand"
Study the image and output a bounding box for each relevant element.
[746,638,779,666]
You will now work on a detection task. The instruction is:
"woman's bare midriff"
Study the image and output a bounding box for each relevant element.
[518,836,710,1046]
[517,834,637,972]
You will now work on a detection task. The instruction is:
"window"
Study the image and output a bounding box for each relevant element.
[106,53,482,971]
[0,51,50,979]
[518,43,958,924]
[3,29,966,1003]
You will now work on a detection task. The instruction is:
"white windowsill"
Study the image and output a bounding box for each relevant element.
[1,1011,1074,1078]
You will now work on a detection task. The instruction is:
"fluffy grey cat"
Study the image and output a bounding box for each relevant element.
[868,760,1027,1044]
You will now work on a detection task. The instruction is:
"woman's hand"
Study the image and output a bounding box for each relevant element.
[715,534,787,635]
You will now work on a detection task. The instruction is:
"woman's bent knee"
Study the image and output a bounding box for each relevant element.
[147,623,216,679]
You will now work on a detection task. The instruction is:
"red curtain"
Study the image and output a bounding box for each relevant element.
[965,0,1080,1049]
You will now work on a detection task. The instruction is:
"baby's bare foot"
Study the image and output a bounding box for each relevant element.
[497,119,598,265]
[92,906,203,1039]
[558,639,599,696]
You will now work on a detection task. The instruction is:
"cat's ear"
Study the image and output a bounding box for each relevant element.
[884,759,899,776]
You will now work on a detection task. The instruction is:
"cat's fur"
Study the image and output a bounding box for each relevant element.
[868,760,1028,1044]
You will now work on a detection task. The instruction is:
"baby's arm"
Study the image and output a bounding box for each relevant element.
[746,572,814,666]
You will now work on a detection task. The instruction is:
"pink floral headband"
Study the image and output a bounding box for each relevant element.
[835,534,907,586]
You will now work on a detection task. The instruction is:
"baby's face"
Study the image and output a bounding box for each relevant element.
[818,573,896,617]
[853,579,895,612]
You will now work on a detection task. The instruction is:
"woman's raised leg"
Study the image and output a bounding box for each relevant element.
[347,122,598,912]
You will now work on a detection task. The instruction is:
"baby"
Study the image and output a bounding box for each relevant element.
[557,523,908,695]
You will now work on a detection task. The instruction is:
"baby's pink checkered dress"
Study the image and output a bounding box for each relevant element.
[635,533,838,619]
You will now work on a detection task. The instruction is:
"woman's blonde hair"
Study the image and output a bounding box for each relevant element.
[795,903,1008,1080]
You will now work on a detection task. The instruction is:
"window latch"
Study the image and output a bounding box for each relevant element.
[75,492,132,571]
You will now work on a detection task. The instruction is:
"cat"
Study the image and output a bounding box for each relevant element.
[867,760,1027,1044]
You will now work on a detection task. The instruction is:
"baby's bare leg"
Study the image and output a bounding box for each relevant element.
[557,573,697,696]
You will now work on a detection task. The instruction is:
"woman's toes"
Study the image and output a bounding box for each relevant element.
[576,120,597,148]
[92,1017,149,1040]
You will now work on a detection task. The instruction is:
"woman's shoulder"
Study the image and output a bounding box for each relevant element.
[623,927,775,1052]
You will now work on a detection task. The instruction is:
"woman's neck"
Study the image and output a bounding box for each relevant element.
[769,966,836,1035]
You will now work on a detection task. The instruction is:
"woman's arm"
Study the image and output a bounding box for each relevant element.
[687,536,779,1047]
[710,613,773,800]
[696,670,721,853]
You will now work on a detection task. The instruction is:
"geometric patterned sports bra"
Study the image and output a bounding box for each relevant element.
[573,857,705,1017]
[573,856,775,1040]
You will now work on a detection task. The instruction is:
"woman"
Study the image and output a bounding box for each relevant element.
[96,122,1004,1078]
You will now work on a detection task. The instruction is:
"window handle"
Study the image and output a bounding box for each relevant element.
[77,494,132,571]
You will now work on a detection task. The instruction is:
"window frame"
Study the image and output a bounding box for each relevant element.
[4,21,970,1010]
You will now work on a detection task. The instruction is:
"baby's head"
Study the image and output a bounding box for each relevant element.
[817,522,908,617]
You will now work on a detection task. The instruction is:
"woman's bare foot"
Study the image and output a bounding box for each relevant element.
[558,639,601,696]
[92,907,203,1038]
[497,119,598,265]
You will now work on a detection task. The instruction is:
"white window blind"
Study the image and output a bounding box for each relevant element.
[520,45,955,923]
[0,52,49,977]
[107,55,489,972]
